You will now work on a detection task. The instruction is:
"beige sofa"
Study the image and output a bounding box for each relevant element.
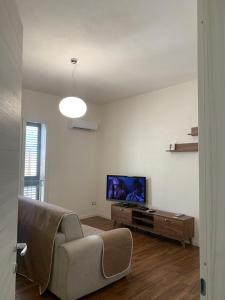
[48,211,132,300]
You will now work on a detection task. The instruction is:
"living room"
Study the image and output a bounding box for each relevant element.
[18,83,199,300]
[4,0,222,299]
[22,80,199,239]
[17,0,199,296]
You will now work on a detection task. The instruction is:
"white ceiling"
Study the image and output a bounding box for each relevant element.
[16,0,197,104]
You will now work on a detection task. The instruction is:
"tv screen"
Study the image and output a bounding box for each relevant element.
[106,175,146,204]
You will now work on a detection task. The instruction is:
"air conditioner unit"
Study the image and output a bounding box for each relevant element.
[68,119,98,131]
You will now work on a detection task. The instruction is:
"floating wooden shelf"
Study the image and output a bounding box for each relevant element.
[188,127,198,136]
[166,143,198,152]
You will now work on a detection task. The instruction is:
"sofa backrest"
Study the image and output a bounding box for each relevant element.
[59,213,84,242]
[18,196,84,242]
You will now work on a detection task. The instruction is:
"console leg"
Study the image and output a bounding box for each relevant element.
[189,238,193,246]
[181,241,186,248]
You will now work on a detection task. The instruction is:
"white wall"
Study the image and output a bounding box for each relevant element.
[97,80,199,244]
[22,89,101,218]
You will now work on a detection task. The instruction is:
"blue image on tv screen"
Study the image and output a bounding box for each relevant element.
[107,175,146,203]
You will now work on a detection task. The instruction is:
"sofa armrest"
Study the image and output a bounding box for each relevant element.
[60,234,103,265]
[51,231,131,300]
[51,235,103,300]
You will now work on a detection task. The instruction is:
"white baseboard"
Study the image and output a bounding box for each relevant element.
[192,239,199,247]
[79,213,98,219]
[96,214,111,220]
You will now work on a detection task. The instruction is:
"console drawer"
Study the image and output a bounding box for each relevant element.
[154,216,184,239]
[111,206,132,224]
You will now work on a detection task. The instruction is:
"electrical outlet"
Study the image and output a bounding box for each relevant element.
[91,201,96,206]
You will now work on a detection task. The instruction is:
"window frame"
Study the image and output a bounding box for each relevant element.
[24,121,42,200]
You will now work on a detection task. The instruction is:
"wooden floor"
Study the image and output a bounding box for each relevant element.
[16,217,200,300]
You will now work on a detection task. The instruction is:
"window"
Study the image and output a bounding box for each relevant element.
[23,122,46,201]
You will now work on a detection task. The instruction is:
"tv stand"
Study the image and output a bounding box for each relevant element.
[111,204,194,247]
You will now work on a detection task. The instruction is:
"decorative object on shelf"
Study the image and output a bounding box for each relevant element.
[59,58,87,118]
[188,127,198,136]
[169,142,176,151]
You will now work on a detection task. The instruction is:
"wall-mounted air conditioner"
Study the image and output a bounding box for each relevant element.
[68,119,98,131]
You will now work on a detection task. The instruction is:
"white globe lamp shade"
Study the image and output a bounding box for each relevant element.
[59,97,87,118]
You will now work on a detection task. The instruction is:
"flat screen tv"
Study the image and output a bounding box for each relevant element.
[106,175,146,204]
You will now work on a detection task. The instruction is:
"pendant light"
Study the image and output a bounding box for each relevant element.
[59,58,87,118]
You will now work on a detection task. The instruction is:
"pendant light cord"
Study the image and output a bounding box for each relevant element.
[71,58,78,95]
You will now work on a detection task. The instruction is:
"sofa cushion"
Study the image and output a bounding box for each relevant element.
[82,224,104,237]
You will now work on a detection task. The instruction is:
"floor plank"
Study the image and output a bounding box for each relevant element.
[16,216,199,300]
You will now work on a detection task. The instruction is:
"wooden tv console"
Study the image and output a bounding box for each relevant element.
[111,204,194,247]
